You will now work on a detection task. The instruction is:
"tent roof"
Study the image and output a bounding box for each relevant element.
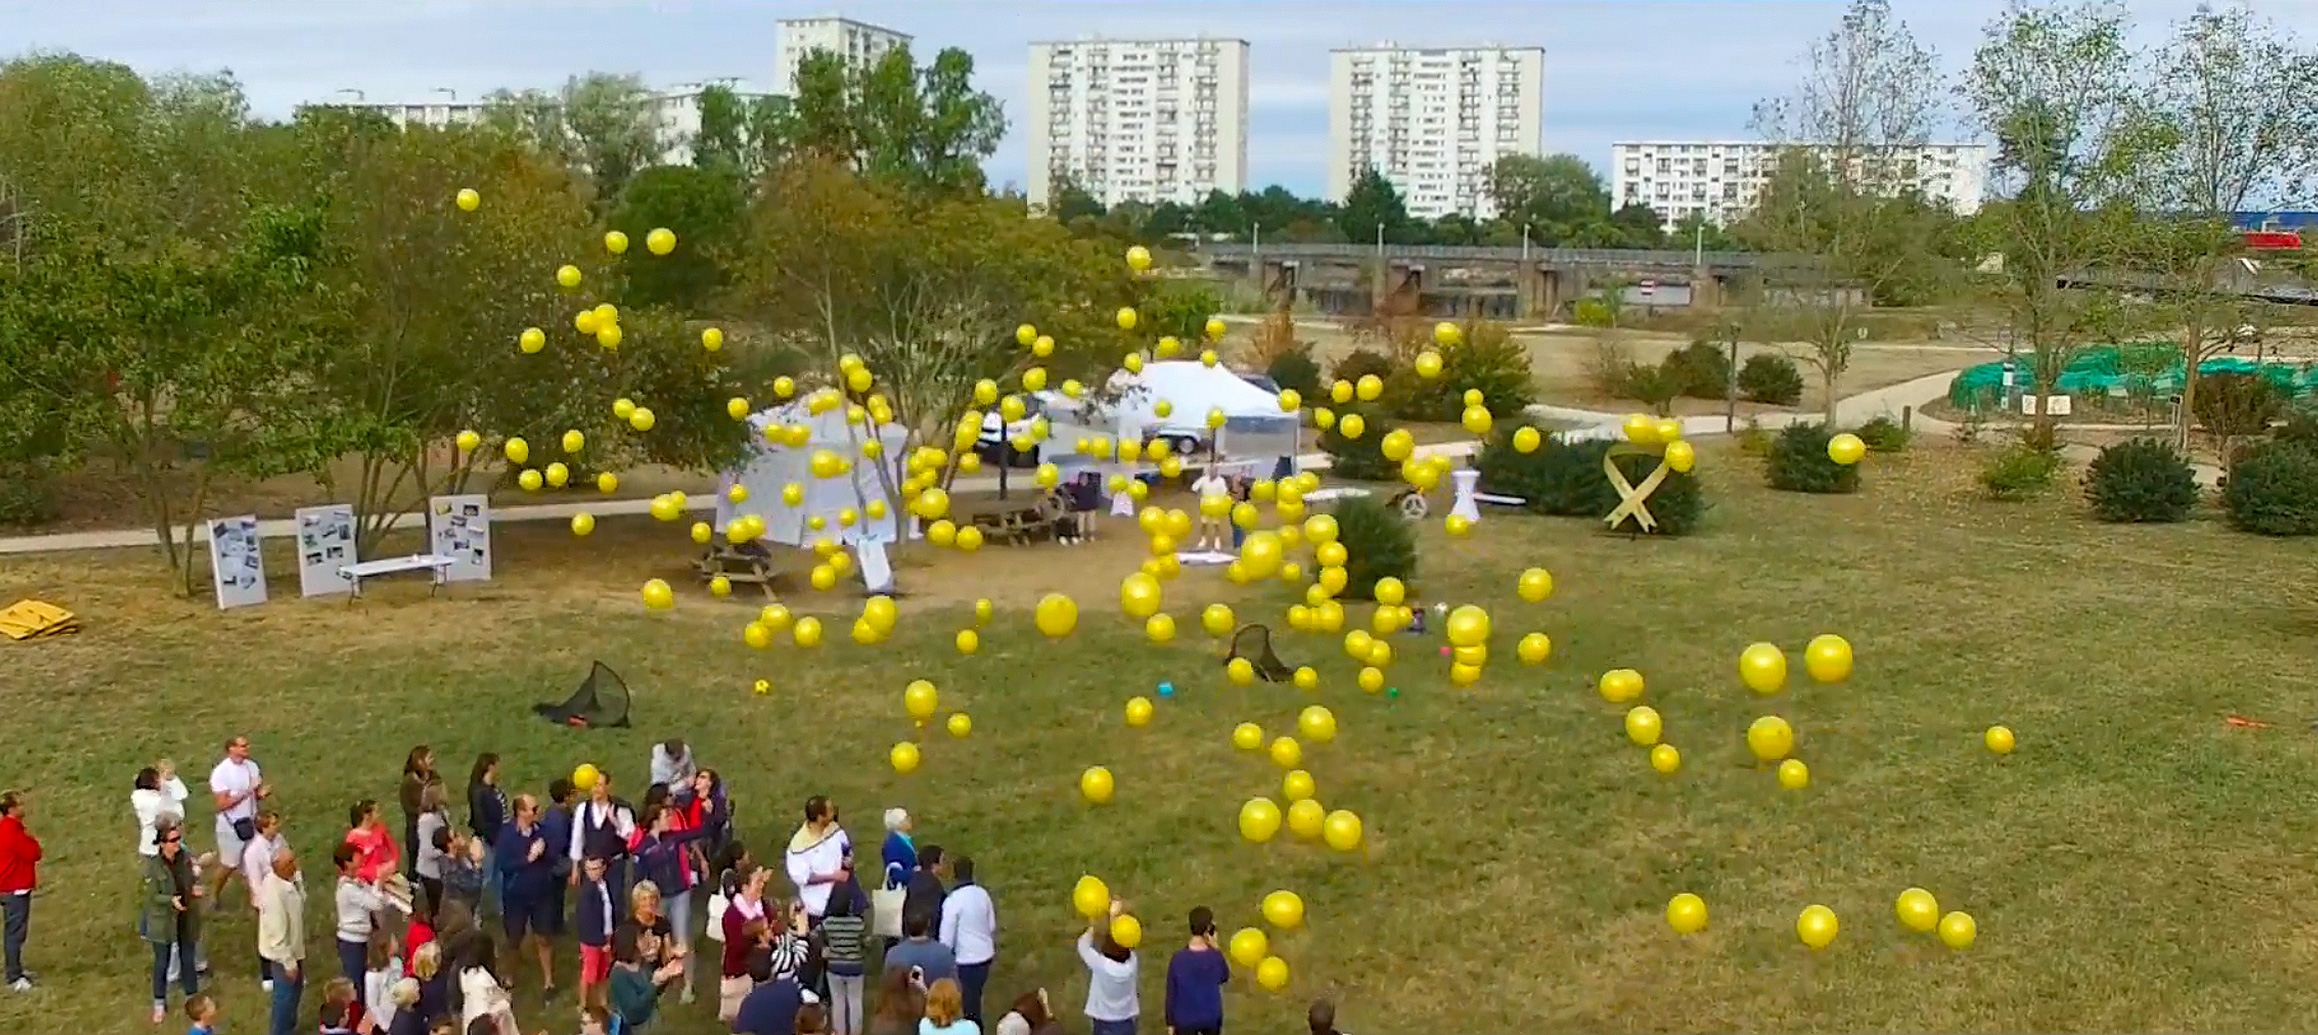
[744,402,907,447]
[1103,361,1293,437]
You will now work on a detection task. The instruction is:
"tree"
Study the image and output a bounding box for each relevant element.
[693,83,789,179]
[728,160,1138,503]
[611,163,746,312]
[482,73,665,204]
[1608,203,1666,248]
[2139,4,2318,451]
[1743,0,1951,423]
[1486,153,1611,237]
[1337,168,1413,245]
[773,46,1006,196]
[1965,1,2164,445]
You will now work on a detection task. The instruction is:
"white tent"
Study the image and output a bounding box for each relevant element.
[1034,361,1300,466]
[715,403,911,548]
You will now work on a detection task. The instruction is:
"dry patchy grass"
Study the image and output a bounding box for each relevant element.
[3,444,2317,1032]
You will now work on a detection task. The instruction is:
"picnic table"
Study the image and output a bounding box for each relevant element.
[337,554,455,599]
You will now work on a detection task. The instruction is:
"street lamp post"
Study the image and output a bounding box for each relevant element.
[1520,221,1532,267]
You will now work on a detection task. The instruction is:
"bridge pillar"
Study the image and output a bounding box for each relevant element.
[1688,268,1722,311]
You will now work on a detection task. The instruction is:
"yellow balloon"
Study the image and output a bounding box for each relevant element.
[1621,413,1657,445]
[1109,913,1143,950]
[1034,593,1078,637]
[601,229,629,254]
[556,264,582,288]
[1598,668,1645,703]
[1896,888,1941,933]
[1079,766,1115,804]
[1937,910,1977,949]
[1238,530,1283,578]
[1650,743,1681,773]
[1039,338,1059,360]
[1654,417,1683,444]
[1156,336,1182,359]
[889,742,921,775]
[1285,799,1325,841]
[1664,439,1697,473]
[1123,351,1145,374]
[1433,320,1462,346]
[1446,605,1490,648]
[1805,633,1854,683]
[1116,307,1138,330]
[1667,893,1709,934]
[1449,662,1482,686]
[1268,736,1302,769]
[1126,244,1152,271]
[1330,380,1353,404]
[1228,928,1268,969]
[1277,388,1302,413]
[1516,567,1553,602]
[1739,642,1788,695]
[1321,809,1362,852]
[809,565,837,591]
[1985,725,2016,754]
[1748,715,1795,762]
[1201,603,1236,636]
[1238,797,1282,843]
[903,679,939,721]
[1232,722,1265,751]
[645,227,676,255]
[1289,665,1319,691]
[640,578,674,610]
[1124,696,1155,728]
[517,468,544,492]
[1444,514,1472,537]
[1777,758,1811,789]
[1226,657,1255,684]
[1200,349,1220,369]
[1024,367,1049,393]
[502,437,531,465]
[742,622,772,650]
[1296,705,1337,743]
[1358,666,1385,693]
[708,575,732,597]
[1374,577,1406,606]
[1828,432,1867,465]
[1355,374,1383,401]
[1796,904,1839,950]
[1016,323,1037,346]
[1625,706,1663,746]
[792,616,823,647]
[571,764,600,792]
[1414,350,1443,378]
[1072,876,1110,919]
[1145,613,1176,643]
[1513,632,1550,666]
[701,327,724,351]
[1255,956,1289,992]
[455,187,481,212]
[954,629,980,656]
[1119,572,1162,618]
[946,713,972,738]
[1260,890,1304,930]
[626,405,653,431]
[917,487,952,520]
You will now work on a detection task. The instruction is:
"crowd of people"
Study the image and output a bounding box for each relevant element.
[0,735,1356,1035]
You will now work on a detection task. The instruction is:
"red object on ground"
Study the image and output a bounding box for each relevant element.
[2225,715,2272,729]
[2241,230,2301,251]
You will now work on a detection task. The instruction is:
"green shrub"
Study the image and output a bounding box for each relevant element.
[1853,415,1910,453]
[1735,419,1772,456]
[1624,362,1686,417]
[2272,404,2318,453]
[1766,423,1860,494]
[1738,353,1804,406]
[0,467,58,528]
[1318,405,1399,482]
[2193,372,2284,463]
[2223,441,2318,535]
[1390,321,1537,422]
[1329,349,1395,388]
[1474,426,1703,535]
[2084,438,2198,523]
[1978,443,2062,501]
[1663,340,1733,400]
[1266,347,1322,400]
[1331,493,1416,600]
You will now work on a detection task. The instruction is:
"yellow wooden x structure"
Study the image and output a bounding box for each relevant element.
[1602,442,1673,533]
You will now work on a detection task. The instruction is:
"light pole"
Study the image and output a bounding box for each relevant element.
[1520,221,1532,267]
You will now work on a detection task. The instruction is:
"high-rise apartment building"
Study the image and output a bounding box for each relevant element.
[1326,43,1545,221]
[1610,140,1992,229]
[1027,37,1250,210]
[324,83,775,167]
[777,16,913,95]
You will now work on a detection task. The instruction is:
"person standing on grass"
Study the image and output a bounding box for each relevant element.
[344,800,401,885]
[786,797,851,924]
[209,735,270,908]
[415,784,452,923]
[256,848,308,1035]
[1190,466,1230,551]
[862,966,922,1035]
[818,883,869,1035]
[649,740,697,790]
[719,863,771,1020]
[1075,899,1139,1035]
[636,803,710,1005]
[399,748,442,882]
[902,846,946,936]
[681,768,731,860]
[363,930,400,1029]
[992,988,1060,1035]
[333,841,387,986]
[569,773,639,905]
[143,817,204,1023]
[879,810,916,893]
[0,792,39,992]
[465,754,506,918]
[136,762,210,986]
[608,925,685,1033]
[882,913,955,991]
[937,857,994,1026]
[537,779,576,944]
[242,810,286,990]
[493,793,557,1000]
[1306,999,1345,1035]
[1163,907,1229,1035]
[574,855,617,1013]
[440,829,486,919]
[730,950,802,1035]
[920,977,978,1035]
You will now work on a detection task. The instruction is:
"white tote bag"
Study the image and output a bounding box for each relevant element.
[871,885,907,940]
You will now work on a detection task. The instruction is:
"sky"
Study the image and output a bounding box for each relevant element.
[9,0,2313,197]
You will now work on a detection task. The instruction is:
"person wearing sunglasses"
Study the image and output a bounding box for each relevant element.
[141,817,204,1024]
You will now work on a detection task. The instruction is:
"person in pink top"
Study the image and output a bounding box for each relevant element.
[341,800,401,884]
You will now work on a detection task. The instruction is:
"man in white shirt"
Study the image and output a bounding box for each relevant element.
[255,849,306,1035]
[239,811,286,990]
[937,855,996,1026]
[784,796,851,920]
[1189,468,1230,550]
[566,773,636,900]
[208,736,269,908]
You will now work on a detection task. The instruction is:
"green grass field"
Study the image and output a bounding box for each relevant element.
[4,442,2317,1034]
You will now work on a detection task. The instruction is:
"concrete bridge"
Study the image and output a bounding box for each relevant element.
[1194,242,1778,320]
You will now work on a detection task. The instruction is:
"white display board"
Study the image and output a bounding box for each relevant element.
[427,494,493,583]
[207,515,267,610]
[294,504,358,597]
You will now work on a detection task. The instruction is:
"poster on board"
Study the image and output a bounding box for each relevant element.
[207,515,267,610]
[427,494,492,583]
[294,504,358,597]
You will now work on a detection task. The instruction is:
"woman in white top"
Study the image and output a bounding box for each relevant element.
[1074,899,1138,1035]
[413,784,449,921]
[456,936,519,1034]
[1189,468,1230,551]
[132,764,204,980]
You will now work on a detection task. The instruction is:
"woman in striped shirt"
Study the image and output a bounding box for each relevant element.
[817,883,869,1035]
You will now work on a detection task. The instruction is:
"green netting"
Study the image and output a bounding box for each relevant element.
[1949,343,2318,407]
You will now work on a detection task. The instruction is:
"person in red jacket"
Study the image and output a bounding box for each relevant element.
[0,790,42,991]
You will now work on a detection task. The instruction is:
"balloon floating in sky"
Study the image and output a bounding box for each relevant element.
[1268,736,1302,769]
[1035,593,1078,638]
[889,742,920,775]
[569,513,595,536]
[1777,758,1810,790]
[1116,307,1138,331]
[1124,696,1155,728]
[1072,876,1109,920]
[1233,723,1265,751]
[646,227,676,255]
[604,230,629,254]
[1322,809,1362,852]
[1228,927,1267,969]
[1516,567,1553,602]
[1108,913,1143,950]
[1126,244,1152,271]
[639,579,673,610]
[1433,321,1461,346]
[946,713,972,739]
[556,264,581,288]
[1649,743,1681,774]
[1598,668,1644,703]
[1625,706,1663,746]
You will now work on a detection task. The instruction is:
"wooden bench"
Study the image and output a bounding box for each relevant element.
[695,543,780,600]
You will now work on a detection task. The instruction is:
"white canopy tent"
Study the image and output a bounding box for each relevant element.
[715,403,912,548]
[1038,361,1300,470]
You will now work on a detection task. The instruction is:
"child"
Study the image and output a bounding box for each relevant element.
[578,1005,610,1035]
[184,993,219,1035]
[609,926,685,1032]
[319,974,365,1033]
[576,855,617,1012]
[364,928,400,1026]
[817,886,868,1035]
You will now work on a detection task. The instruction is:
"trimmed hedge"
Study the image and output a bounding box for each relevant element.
[1765,422,1860,494]
[2084,438,2197,523]
[1476,423,1704,535]
[1332,492,1416,600]
[2224,440,2318,535]
[1318,404,1399,482]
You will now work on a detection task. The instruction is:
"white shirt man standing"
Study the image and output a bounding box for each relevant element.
[207,736,268,908]
[937,854,997,1026]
